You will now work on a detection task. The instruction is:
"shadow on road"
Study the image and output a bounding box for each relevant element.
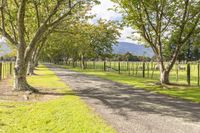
[46,64,200,123]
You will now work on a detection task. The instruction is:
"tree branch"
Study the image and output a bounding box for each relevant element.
[17,0,26,46]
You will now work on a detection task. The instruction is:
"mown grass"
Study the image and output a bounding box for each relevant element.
[58,65,200,103]
[81,61,200,85]
[0,65,115,133]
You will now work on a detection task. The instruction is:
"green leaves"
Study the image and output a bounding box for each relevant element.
[112,0,200,59]
[42,19,120,62]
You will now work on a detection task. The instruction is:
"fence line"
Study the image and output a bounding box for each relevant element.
[0,61,15,81]
[64,60,200,86]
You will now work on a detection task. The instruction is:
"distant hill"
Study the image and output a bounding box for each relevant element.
[113,42,154,57]
[0,41,11,57]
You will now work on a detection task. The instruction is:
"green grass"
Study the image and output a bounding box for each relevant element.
[57,64,200,103]
[77,61,200,85]
[0,65,115,133]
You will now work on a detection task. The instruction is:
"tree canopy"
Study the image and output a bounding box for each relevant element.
[41,19,120,67]
[112,0,200,84]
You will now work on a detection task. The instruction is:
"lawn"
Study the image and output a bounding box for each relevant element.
[58,64,200,103]
[82,61,200,85]
[0,65,115,133]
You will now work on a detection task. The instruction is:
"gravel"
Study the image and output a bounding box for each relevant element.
[48,65,200,133]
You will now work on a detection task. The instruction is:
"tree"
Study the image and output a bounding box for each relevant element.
[0,0,97,91]
[41,19,120,69]
[112,0,200,84]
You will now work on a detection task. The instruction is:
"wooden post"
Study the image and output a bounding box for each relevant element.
[151,64,155,79]
[127,61,130,75]
[176,63,179,82]
[198,63,200,86]
[118,61,121,74]
[147,62,150,78]
[114,61,116,70]
[132,62,135,76]
[187,63,191,86]
[0,62,2,80]
[10,62,12,75]
[104,60,106,71]
[143,62,145,78]
[136,63,138,76]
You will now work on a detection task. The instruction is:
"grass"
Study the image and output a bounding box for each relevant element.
[0,65,115,133]
[57,64,200,103]
[79,61,200,85]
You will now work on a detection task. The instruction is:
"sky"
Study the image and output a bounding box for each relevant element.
[90,0,135,43]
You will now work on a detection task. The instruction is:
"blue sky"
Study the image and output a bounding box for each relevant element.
[91,0,135,43]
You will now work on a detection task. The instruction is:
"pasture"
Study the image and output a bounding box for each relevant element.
[67,61,200,86]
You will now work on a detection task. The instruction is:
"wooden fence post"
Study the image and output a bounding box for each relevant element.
[198,63,200,86]
[187,62,191,85]
[118,61,121,74]
[0,62,2,80]
[10,62,12,75]
[142,62,145,78]
[104,60,106,71]
[176,63,179,82]
[136,63,138,76]
[147,62,150,78]
[132,62,135,76]
[127,61,130,75]
[151,64,155,79]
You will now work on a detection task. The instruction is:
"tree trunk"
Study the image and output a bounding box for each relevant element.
[81,54,85,70]
[158,58,170,84]
[13,48,37,92]
[160,70,170,84]
[13,55,36,92]
[27,47,40,75]
[27,60,35,75]
[34,58,39,67]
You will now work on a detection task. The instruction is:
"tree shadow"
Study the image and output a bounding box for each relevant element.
[73,84,200,123]
[50,67,200,123]
[46,64,200,123]
[36,91,74,96]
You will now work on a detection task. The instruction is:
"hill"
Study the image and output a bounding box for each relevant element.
[113,42,154,57]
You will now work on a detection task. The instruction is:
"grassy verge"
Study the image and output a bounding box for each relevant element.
[57,65,200,103]
[0,65,115,133]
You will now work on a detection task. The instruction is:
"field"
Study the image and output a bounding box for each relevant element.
[69,61,200,86]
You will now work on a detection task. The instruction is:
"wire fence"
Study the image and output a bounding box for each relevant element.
[0,61,15,81]
[65,61,200,86]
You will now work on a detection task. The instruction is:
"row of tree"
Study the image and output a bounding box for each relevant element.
[1,0,200,91]
[40,19,120,69]
[0,0,100,91]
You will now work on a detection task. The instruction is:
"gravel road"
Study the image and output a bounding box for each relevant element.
[48,65,200,133]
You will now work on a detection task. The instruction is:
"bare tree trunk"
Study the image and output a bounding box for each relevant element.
[13,52,37,92]
[158,57,170,84]
[34,56,39,67]
[27,51,36,75]
[81,54,85,70]
[27,60,35,75]
[160,70,170,84]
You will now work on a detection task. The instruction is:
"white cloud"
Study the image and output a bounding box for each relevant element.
[90,0,121,22]
[91,0,138,44]
[118,27,136,43]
